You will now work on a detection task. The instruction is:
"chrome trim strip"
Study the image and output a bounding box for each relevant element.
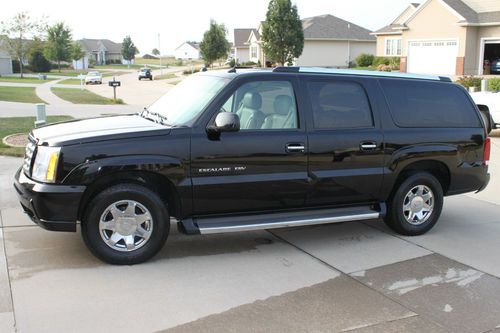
[299,67,443,81]
[199,211,380,234]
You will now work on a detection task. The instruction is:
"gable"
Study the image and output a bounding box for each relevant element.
[393,5,418,25]
[406,0,464,28]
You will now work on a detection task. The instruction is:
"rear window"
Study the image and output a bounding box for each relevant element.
[380,79,480,128]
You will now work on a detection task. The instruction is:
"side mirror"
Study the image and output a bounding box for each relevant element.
[477,104,494,133]
[209,112,240,133]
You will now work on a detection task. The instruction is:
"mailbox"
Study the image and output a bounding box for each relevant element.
[108,81,121,87]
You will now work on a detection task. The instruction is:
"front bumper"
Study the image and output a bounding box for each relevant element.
[13,168,86,232]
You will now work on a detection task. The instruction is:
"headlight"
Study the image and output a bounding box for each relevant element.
[32,146,61,183]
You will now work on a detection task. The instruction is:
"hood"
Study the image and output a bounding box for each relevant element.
[33,114,171,146]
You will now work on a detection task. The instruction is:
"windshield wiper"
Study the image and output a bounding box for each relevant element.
[140,107,169,125]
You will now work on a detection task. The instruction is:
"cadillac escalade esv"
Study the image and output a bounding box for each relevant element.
[14,67,492,264]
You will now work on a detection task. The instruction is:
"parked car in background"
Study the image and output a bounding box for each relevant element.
[138,68,153,80]
[14,67,491,265]
[85,71,102,85]
[491,58,500,74]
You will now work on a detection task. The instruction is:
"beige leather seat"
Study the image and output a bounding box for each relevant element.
[236,92,265,130]
[261,95,296,129]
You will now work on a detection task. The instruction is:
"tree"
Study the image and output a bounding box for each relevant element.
[152,48,160,56]
[261,0,304,66]
[0,12,44,78]
[122,36,138,67]
[45,22,72,72]
[69,41,85,68]
[28,37,50,72]
[199,20,230,67]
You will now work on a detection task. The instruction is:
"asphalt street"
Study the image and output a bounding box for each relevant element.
[0,139,499,332]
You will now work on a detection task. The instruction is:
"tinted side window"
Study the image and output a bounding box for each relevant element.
[380,79,481,128]
[306,81,373,129]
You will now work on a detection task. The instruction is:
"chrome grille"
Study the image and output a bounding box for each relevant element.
[22,134,37,176]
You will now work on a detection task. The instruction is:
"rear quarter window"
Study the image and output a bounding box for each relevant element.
[379,79,481,128]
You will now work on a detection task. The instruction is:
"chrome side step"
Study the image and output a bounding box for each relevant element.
[192,204,384,235]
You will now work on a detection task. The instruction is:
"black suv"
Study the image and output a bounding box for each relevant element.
[14,67,492,264]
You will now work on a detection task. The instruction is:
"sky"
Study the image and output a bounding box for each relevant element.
[0,0,413,55]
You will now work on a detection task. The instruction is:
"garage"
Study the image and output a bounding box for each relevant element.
[0,50,13,75]
[407,40,458,75]
[482,40,500,75]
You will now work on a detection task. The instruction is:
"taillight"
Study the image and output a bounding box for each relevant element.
[484,137,491,166]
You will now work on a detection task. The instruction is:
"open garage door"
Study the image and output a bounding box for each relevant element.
[407,40,458,75]
[483,40,500,75]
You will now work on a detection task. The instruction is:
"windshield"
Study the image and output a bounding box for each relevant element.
[147,75,229,125]
[88,71,100,76]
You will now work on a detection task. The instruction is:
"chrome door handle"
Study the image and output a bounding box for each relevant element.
[360,142,377,150]
[286,143,305,153]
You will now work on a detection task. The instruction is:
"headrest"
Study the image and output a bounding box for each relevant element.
[274,95,293,115]
[242,92,262,109]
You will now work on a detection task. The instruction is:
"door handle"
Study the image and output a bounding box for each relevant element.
[286,143,305,153]
[360,141,377,150]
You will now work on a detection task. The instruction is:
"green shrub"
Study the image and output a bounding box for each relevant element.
[182,68,200,75]
[355,53,374,67]
[373,57,391,67]
[456,76,482,90]
[489,78,500,92]
[240,61,257,66]
[228,58,236,67]
[29,51,51,72]
[388,57,400,70]
[11,60,21,73]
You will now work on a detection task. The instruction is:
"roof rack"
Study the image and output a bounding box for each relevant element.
[273,66,451,82]
[227,66,255,73]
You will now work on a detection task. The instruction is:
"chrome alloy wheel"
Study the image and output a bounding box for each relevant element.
[402,185,434,225]
[99,200,153,252]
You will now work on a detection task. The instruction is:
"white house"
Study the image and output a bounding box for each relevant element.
[0,41,13,75]
[174,42,200,60]
[239,14,376,67]
[233,29,254,63]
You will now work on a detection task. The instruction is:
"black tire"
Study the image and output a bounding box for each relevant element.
[149,77,153,81]
[384,172,443,236]
[81,183,169,265]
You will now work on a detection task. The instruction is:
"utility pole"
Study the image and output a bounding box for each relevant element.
[158,33,163,76]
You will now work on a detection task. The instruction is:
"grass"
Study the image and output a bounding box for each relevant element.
[102,71,128,77]
[58,78,83,85]
[95,64,142,70]
[0,86,46,104]
[154,73,177,80]
[51,87,124,105]
[350,67,378,71]
[0,116,73,157]
[39,70,87,77]
[0,77,56,84]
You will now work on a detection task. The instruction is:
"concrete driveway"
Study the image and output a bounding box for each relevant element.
[0,139,499,333]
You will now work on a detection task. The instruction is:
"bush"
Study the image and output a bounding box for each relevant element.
[355,53,374,67]
[182,68,200,75]
[228,58,236,67]
[240,61,257,66]
[489,78,500,92]
[373,56,391,67]
[377,64,392,72]
[388,57,400,70]
[29,51,51,72]
[456,76,482,90]
[12,60,21,73]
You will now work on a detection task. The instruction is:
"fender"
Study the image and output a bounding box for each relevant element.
[380,143,458,200]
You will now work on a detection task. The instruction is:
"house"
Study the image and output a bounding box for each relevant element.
[0,41,13,75]
[174,42,200,60]
[142,53,159,60]
[73,39,125,70]
[233,28,255,63]
[372,0,500,76]
[239,14,376,67]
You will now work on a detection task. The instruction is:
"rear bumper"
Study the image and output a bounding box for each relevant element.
[13,168,86,232]
[476,172,490,193]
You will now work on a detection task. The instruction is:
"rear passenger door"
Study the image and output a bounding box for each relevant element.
[303,76,385,207]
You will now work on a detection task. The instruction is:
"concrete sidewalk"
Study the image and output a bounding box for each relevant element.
[0,139,499,333]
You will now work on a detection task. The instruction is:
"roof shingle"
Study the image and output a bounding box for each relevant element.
[301,14,375,41]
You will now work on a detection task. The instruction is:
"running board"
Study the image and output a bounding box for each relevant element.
[181,204,385,235]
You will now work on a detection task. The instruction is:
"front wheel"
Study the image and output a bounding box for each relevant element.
[82,183,169,265]
[384,172,444,236]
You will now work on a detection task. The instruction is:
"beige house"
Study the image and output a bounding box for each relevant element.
[373,0,500,76]
[235,14,376,67]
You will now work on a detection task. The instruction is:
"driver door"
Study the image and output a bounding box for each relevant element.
[190,76,309,216]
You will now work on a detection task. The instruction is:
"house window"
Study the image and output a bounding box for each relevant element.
[385,38,402,56]
[251,46,258,59]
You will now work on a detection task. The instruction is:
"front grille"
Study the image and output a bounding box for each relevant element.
[22,134,37,176]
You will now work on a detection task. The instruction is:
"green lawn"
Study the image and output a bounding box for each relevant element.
[102,71,128,77]
[39,70,87,77]
[58,78,83,85]
[51,87,124,105]
[0,77,56,84]
[0,116,73,156]
[154,73,177,80]
[95,64,142,70]
[0,86,46,104]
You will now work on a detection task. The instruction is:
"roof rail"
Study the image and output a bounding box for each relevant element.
[228,66,255,73]
[274,66,450,82]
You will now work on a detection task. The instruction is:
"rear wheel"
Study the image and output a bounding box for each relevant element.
[385,172,443,236]
[82,183,169,265]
